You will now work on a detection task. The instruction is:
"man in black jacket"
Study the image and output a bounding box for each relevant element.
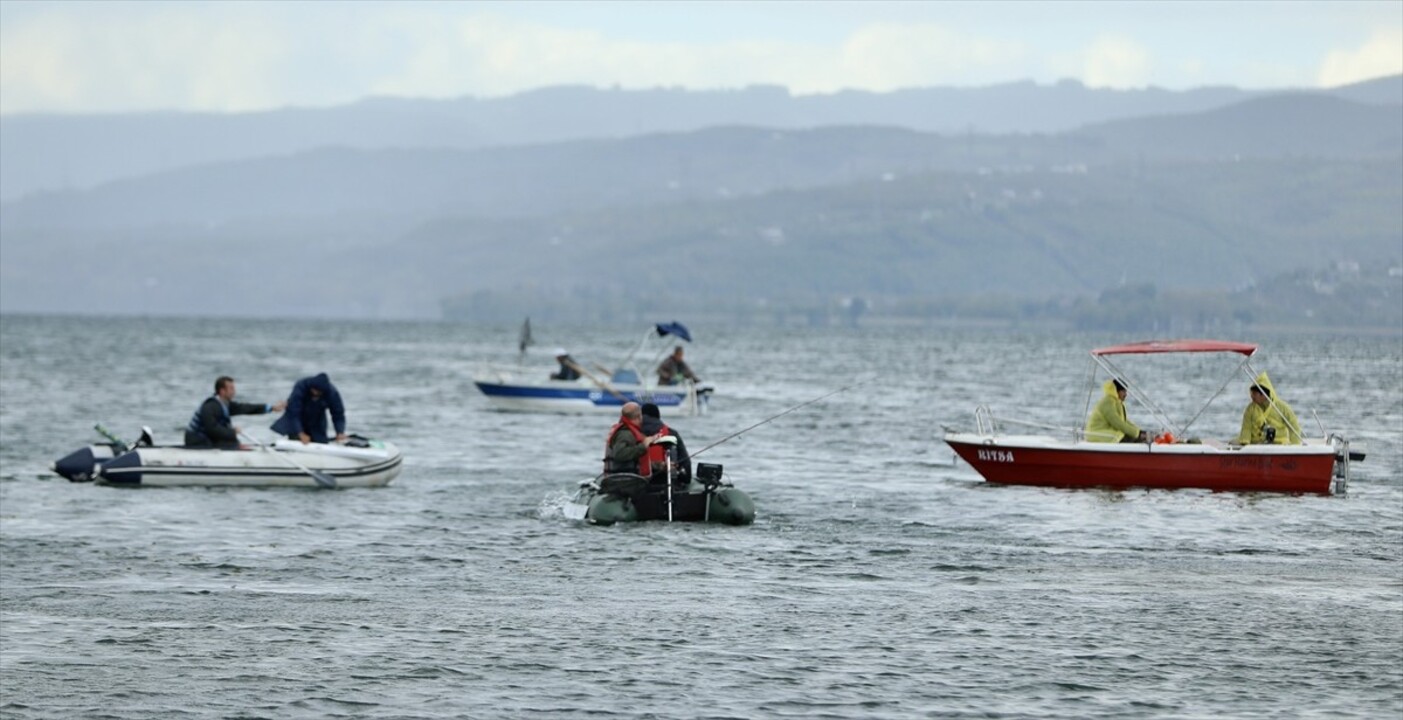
[183,376,285,448]
[640,402,691,482]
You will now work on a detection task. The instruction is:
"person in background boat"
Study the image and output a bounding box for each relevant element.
[1237,372,1303,445]
[550,348,581,381]
[656,345,700,385]
[271,372,347,444]
[183,376,286,448]
[1085,378,1148,443]
[640,402,691,483]
[603,402,665,475]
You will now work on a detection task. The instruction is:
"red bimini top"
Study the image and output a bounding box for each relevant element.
[1091,339,1259,357]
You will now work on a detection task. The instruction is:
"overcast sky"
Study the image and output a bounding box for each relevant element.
[1,0,1400,116]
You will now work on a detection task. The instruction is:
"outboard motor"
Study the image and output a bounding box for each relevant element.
[51,444,120,482]
[696,462,724,489]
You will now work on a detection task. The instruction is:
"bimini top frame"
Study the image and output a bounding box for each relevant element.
[1083,339,1300,440]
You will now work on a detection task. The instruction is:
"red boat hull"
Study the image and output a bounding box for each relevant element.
[945,437,1336,494]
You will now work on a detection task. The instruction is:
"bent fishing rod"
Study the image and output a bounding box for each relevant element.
[691,379,870,458]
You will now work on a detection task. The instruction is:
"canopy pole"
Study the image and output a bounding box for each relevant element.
[1180,353,1252,436]
[1093,355,1180,436]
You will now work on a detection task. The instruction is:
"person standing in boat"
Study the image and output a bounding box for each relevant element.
[1085,379,1148,443]
[550,348,581,381]
[656,345,700,385]
[640,402,691,483]
[604,402,664,475]
[184,376,286,448]
[1237,372,1303,445]
[271,372,348,444]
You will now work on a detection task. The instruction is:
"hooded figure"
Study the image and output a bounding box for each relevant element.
[1085,379,1144,443]
[640,402,692,481]
[271,373,346,443]
[1237,371,1302,445]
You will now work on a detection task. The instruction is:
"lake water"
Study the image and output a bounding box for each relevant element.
[1,314,1400,719]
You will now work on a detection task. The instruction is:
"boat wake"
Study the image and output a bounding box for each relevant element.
[535,490,577,521]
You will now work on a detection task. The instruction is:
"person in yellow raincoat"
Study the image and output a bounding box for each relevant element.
[1085,379,1147,443]
[1237,372,1303,445]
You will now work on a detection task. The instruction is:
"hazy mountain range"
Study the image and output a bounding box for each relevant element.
[1,75,1399,326]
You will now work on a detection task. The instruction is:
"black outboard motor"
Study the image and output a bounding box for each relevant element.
[696,462,724,489]
[51,444,121,482]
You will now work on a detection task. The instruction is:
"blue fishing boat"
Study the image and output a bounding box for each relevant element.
[473,321,714,415]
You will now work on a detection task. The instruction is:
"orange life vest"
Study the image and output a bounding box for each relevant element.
[604,418,650,475]
[645,422,673,473]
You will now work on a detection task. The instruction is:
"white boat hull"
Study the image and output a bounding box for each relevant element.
[55,438,403,488]
[473,374,711,415]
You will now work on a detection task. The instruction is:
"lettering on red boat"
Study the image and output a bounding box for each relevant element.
[977,449,1016,463]
[1219,457,1274,470]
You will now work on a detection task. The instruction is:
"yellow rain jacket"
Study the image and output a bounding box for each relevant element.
[1237,372,1303,445]
[1085,380,1141,442]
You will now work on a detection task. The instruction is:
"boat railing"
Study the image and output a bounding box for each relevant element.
[476,362,534,383]
[1329,433,1351,494]
[973,405,1084,441]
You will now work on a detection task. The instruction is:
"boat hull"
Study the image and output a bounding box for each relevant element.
[945,433,1338,494]
[567,474,755,525]
[473,378,708,414]
[54,439,402,488]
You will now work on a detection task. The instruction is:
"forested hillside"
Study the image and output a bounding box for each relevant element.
[1,81,1399,330]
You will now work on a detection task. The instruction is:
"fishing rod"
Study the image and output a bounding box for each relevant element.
[691,379,870,458]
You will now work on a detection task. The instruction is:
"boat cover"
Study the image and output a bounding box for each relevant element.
[1092,339,1258,356]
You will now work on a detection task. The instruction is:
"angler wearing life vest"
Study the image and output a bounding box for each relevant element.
[641,402,691,482]
[603,402,662,475]
[184,376,286,448]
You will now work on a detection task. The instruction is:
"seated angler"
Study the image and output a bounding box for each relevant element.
[603,402,664,476]
[1085,378,1148,443]
[184,376,286,448]
[550,348,581,381]
[640,402,691,483]
[1237,372,1303,445]
[656,345,700,386]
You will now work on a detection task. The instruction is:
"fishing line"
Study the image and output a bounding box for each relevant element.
[691,378,870,458]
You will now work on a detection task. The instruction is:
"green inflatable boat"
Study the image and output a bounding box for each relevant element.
[566,462,755,526]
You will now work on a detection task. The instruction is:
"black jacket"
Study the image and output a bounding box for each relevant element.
[184,396,270,448]
[641,415,691,479]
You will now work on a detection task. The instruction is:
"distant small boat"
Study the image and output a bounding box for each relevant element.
[52,431,402,488]
[944,339,1358,494]
[473,320,714,415]
[474,371,712,414]
[564,463,755,526]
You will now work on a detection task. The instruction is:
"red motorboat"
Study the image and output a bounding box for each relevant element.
[944,340,1355,494]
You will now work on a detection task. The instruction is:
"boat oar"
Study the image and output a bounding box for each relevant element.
[239,431,337,489]
[564,358,630,403]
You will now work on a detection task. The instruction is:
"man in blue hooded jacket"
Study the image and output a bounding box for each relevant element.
[271,373,348,444]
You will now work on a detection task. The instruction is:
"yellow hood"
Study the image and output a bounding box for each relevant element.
[1253,371,1278,397]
